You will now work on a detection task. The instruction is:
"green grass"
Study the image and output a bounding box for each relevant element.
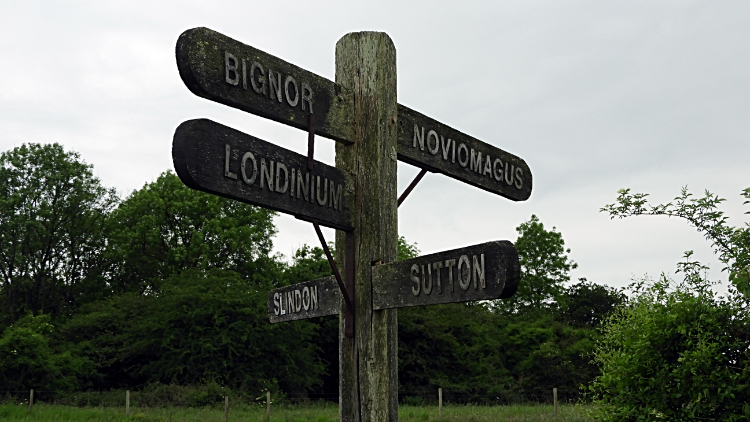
[0,403,592,421]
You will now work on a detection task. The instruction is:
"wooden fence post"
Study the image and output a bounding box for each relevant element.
[553,388,558,417]
[28,389,34,411]
[224,395,229,422]
[266,391,271,422]
[438,388,442,417]
[126,390,130,416]
[335,31,399,422]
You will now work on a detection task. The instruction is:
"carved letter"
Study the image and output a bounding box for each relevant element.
[275,162,289,194]
[505,163,515,185]
[294,290,302,312]
[241,59,247,90]
[413,124,425,150]
[427,130,440,155]
[483,155,492,177]
[291,168,296,196]
[440,137,453,161]
[458,255,471,290]
[297,170,310,201]
[250,61,266,94]
[433,262,444,294]
[457,143,469,167]
[422,265,433,295]
[260,158,274,190]
[493,158,503,181]
[470,149,483,173]
[273,293,280,316]
[241,152,257,185]
[515,167,524,189]
[280,292,286,315]
[411,264,420,296]
[268,69,282,102]
[224,52,239,86]
[445,259,456,292]
[302,287,310,311]
[311,286,318,310]
[224,144,237,179]
[329,181,342,210]
[301,83,313,113]
[316,176,328,206]
[284,76,299,107]
[473,254,485,289]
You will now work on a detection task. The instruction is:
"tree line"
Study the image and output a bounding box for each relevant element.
[0,143,623,400]
[8,142,749,419]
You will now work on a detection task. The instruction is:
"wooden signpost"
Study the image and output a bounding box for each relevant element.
[173,27,534,422]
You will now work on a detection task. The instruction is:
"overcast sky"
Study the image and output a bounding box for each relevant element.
[2,1,748,291]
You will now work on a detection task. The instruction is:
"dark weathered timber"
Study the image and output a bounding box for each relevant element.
[268,276,340,323]
[335,32,399,422]
[372,241,520,310]
[172,118,353,231]
[177,27,354,144]
[397,105,532,201]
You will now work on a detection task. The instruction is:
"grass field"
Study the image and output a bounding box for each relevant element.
[0,403,592,421]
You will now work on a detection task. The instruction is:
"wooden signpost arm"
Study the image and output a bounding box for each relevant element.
[336,32,399,422]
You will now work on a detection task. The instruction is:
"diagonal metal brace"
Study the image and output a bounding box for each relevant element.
[312,221,354,313]
[397,168,428,207]
[307,114,315,171]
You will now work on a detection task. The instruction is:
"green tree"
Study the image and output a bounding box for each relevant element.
[0,143,118,326]
[558,278,625,328]
[589,256,750,421]
[602,187,750,297]
[105,171,279,293]
[397,236,420,261]
[61,269,323,395]
[495,215,577,314]
[0,314,91,392]
[398,301,598,402]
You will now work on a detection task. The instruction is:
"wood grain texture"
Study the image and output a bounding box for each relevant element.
[176,27,354,144]
[371,241,520,310]
[335,32,399,422]
[172,118,353,231]
[397,105,532,201]
[268,276,340,323]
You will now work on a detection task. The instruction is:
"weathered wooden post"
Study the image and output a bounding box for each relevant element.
[224,395,229,422]
[266,391,271,422]
[438,388,442,417]
[173,25,529,422]
[28,389,34,411]
[126,390,130,416]
[335,32,399,422]
[553,388,558,417]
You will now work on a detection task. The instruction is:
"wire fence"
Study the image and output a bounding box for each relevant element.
[1,387,582,409]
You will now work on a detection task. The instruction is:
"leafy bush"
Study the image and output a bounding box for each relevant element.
[61,269,320,396]
[0,314,91,392]
[589,257,750,421]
